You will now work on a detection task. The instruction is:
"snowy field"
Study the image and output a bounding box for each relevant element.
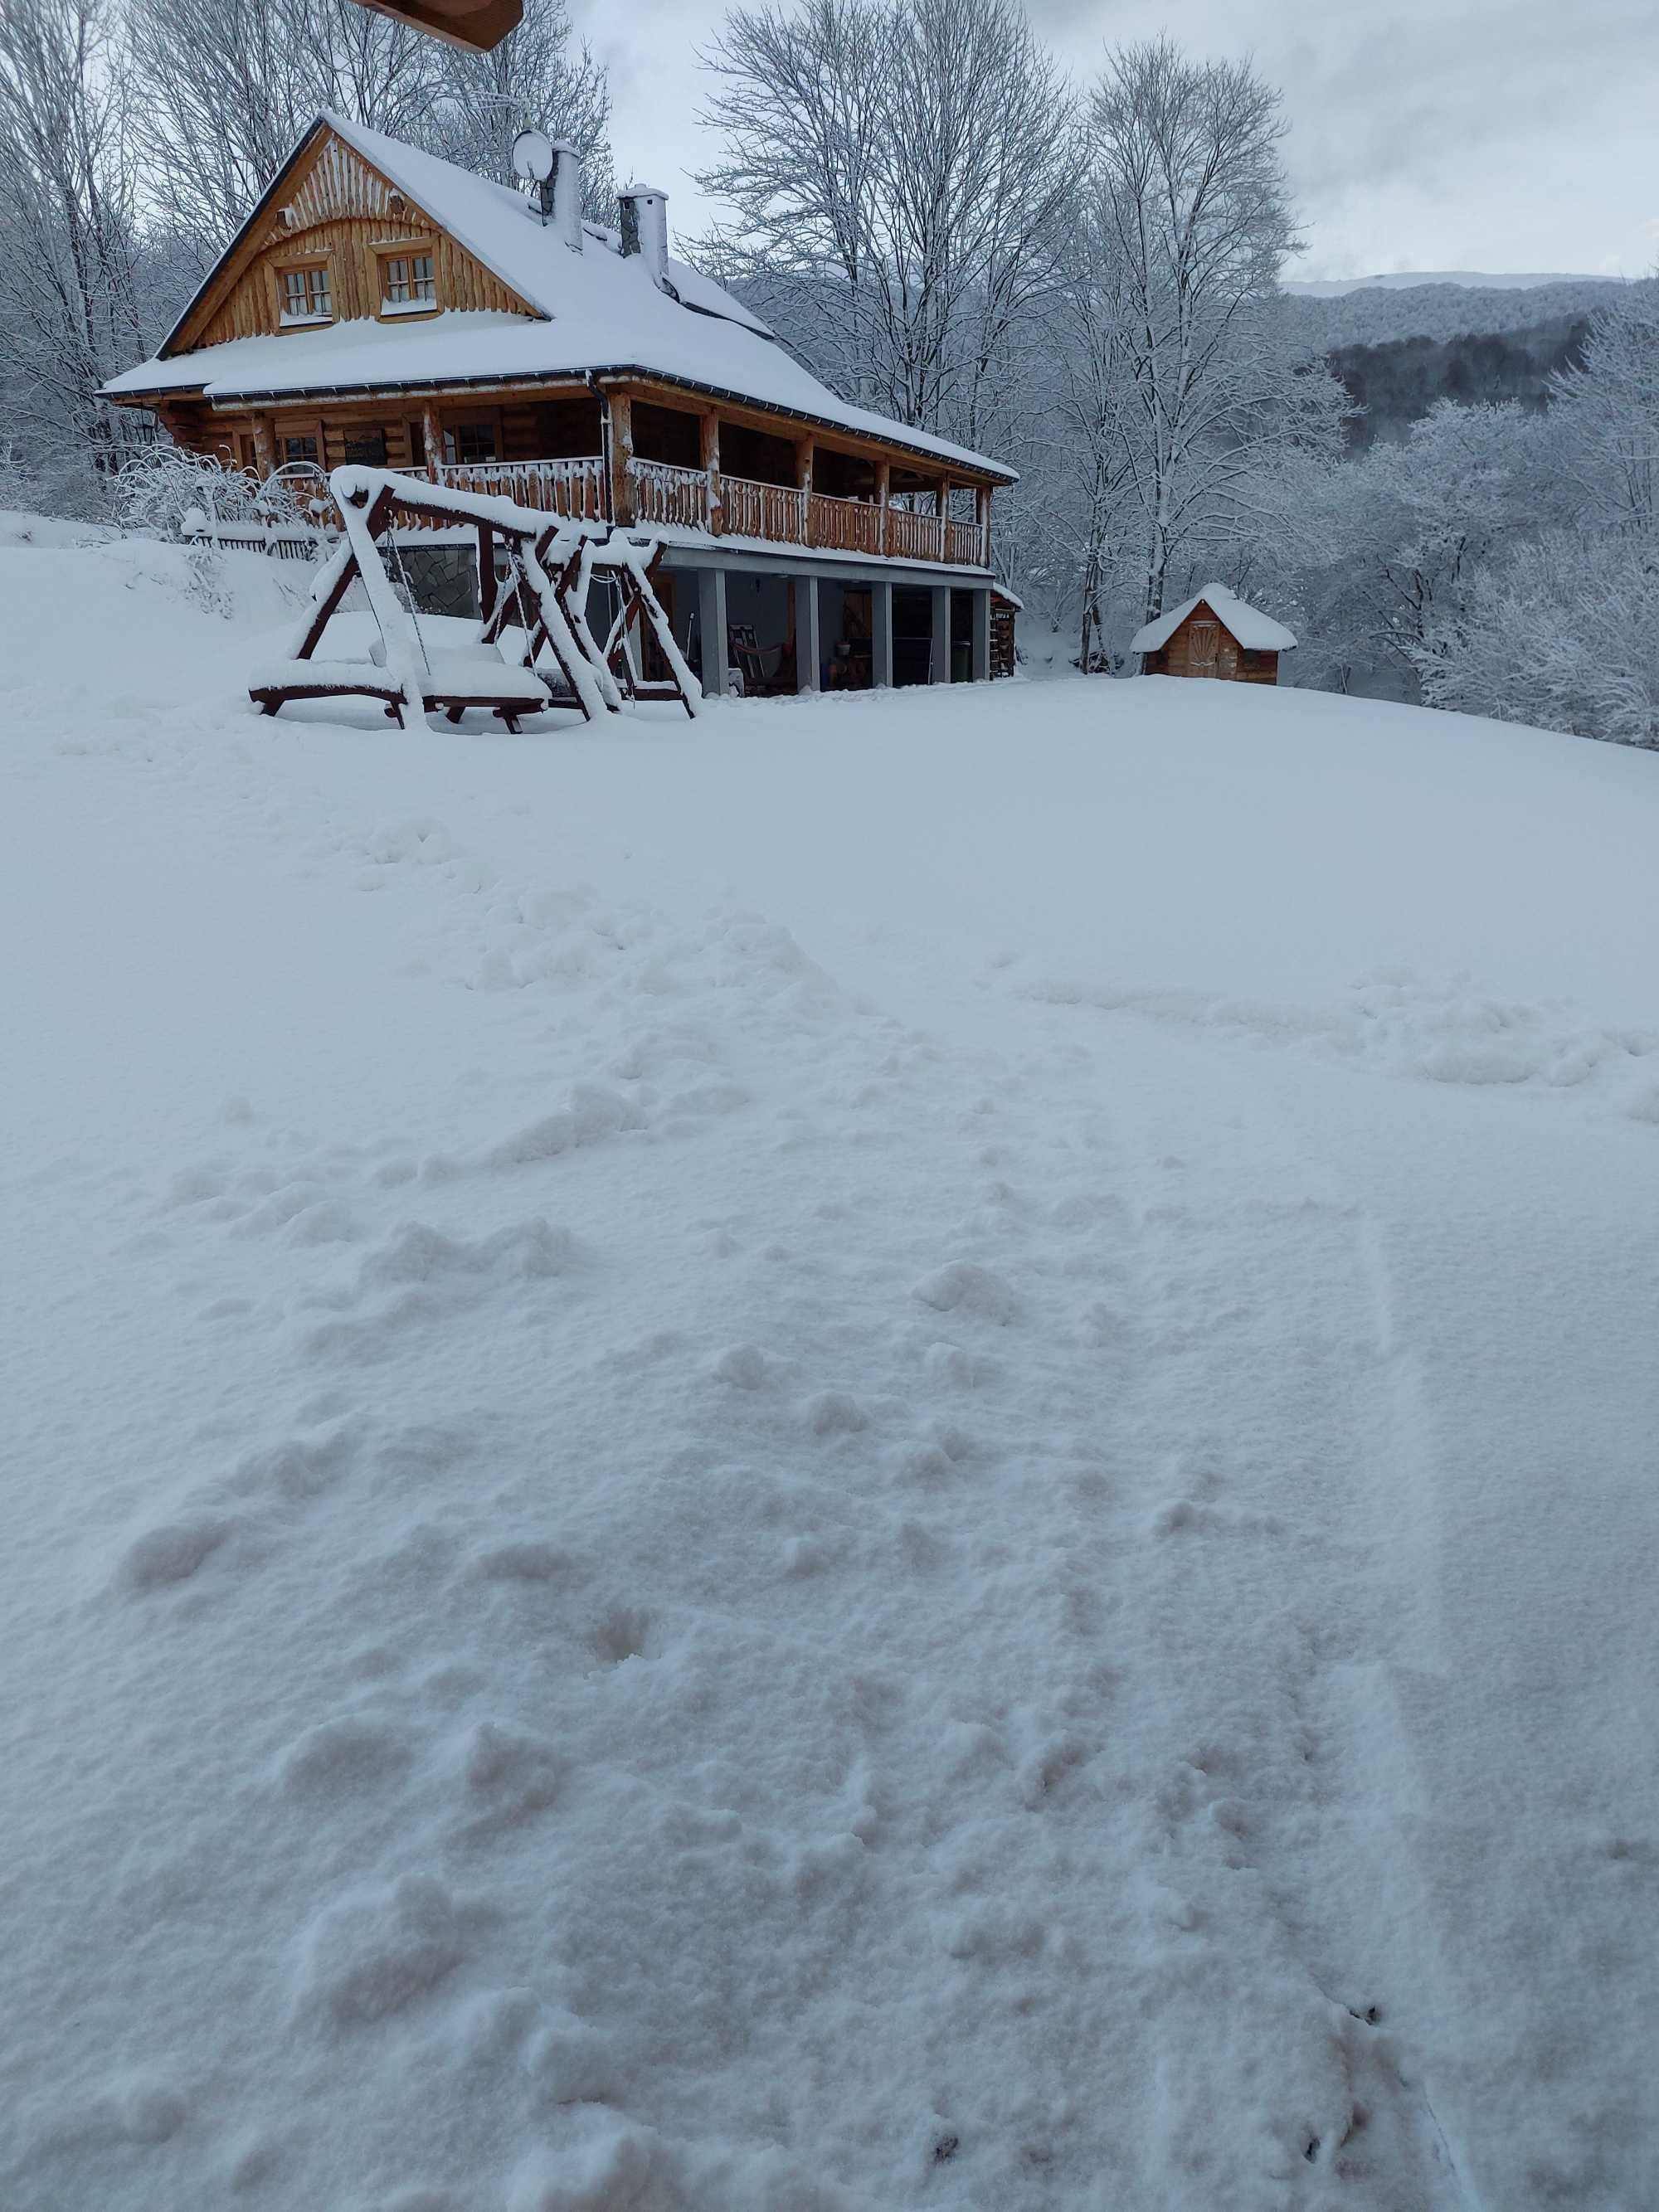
[3,532,1657,2212]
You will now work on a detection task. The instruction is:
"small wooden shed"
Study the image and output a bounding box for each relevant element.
[1131,584,1296,684]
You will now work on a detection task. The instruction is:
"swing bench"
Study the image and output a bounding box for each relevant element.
[249,467,699,729]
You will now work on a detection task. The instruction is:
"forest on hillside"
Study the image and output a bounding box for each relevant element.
[1326,315,1597,448]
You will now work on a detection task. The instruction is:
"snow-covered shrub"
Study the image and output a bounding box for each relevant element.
[114,441,264,540]
[1411,530,1659,747]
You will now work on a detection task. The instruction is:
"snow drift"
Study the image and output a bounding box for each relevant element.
[3,531,1657,2211]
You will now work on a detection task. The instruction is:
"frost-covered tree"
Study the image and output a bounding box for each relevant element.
[1545,277,1659,537]
[1360,400,1548,673]
[695,0,1077,453]
[1411,530,1659,747]
[419,0,612,214]
[125,0,611,263]
[1080,38,1345,627]
[0,0,158,510]
[125,0,440,260]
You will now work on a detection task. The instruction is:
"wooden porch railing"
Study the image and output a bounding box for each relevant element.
[721,474,809,544]
[944,515,990,567]
[809,489,883,557]
[632,457,711,530]
[433,456,607,520]
[883,506,943,563]
[305,452,992,567]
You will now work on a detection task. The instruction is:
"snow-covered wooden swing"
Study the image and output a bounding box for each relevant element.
[248,465,699,729]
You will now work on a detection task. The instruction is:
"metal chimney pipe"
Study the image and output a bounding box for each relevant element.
[548,140,583,252]
[617,186,669,288]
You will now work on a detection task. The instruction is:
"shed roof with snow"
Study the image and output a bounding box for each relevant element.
[1130,586,1297,659]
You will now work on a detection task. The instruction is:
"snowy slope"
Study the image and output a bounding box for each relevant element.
[3,532,1658,2212]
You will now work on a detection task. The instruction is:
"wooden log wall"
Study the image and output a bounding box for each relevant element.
[187,134,534,349]
[1148,606,1280,683]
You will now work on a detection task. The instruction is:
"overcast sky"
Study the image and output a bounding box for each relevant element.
[568,0,1659,282]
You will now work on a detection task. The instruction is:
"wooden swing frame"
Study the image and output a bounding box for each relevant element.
[249,466,700,729]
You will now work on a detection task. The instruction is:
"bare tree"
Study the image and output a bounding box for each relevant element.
[126,0,615,266]
[428,0,612,211]
[125,0,440,260]
[1082,38,1340,625]
[0,0,157,506]
[696,0,1078,451]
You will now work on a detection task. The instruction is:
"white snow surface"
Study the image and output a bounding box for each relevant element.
[103,116,1014,486]
[4,526,1658,2212]
[1131,585,1298,657]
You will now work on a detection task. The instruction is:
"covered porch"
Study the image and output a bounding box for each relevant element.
[199,373,1000,574]
[649,552,994,698]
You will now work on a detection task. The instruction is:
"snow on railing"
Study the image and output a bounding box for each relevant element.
[434,456,606,522]
[183,450,989,568]
[632,458,710,531]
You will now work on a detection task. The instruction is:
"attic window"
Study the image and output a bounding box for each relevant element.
[380,252,435,314]
[280,263,333,324]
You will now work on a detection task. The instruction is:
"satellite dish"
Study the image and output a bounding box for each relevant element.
[511,129,555,184]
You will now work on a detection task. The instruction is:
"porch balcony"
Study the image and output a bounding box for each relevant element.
[425,454,993,570]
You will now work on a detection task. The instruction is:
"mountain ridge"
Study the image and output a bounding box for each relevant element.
[1286,270,1620,298]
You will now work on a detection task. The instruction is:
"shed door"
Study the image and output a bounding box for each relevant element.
[1187,619,1220,675]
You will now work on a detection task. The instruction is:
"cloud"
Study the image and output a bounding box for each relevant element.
[569,0,1659,280]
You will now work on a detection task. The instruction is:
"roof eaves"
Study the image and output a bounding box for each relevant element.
[156,118,328,359]
[180,357,1015,481]
[585,368,1018,482]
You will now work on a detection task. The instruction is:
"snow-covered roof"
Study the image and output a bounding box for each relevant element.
[1130,585,1297,656]
[105,114,1015,484]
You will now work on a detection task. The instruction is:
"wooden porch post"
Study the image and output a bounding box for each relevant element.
[701,411,722,536]
[421,399,442,483]
[608,391,635,526]
[251,412,276,479]
[871,577,893,688]
[795,438,814,546]
[795,572,820,693]
[876,457,890,557]
[975,484,992,566]
[930,585,951,685]
[696,565,727,696]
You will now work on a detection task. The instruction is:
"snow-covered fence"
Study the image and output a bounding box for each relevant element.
[116,445,333,562]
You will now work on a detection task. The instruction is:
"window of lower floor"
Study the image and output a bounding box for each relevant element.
[342,427,387,467]
[281,433,319,465]
[442,421,499,464]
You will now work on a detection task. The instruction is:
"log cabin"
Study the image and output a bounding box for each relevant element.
[102,113,1018,697]
[1130,585,1297,685]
